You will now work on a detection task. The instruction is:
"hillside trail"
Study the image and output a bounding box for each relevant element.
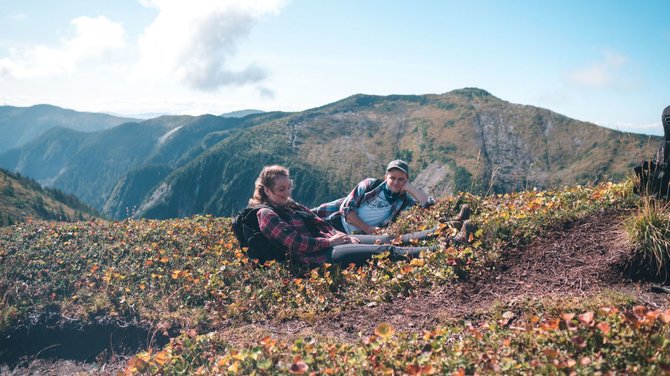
[235,208,670,343]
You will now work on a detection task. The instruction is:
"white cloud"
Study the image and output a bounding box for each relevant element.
[568,51,628,89]
[0,16,125,80]
[135,0,286,91]
[7,13,27,21]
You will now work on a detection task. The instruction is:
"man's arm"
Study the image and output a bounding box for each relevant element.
[344,211,379,234]
[402,182,434,207]
[340,178,377,218]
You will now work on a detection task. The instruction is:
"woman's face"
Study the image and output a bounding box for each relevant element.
[385,169,408,193]
[265,175,292,206]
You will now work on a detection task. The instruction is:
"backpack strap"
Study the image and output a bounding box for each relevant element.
[368,178,384,192]
[290,206,323,238]
[255,204,292,224]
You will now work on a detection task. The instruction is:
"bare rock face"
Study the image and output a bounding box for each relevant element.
[412,161,454,198]
[473,107,544,193]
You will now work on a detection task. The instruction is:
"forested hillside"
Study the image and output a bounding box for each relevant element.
[0,168,97,226]
[0,89,660,219]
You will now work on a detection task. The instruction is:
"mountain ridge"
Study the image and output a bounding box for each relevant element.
[0,104,136,154]
[0,88,661,219]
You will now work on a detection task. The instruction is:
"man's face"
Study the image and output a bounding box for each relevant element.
[385,169,408,193]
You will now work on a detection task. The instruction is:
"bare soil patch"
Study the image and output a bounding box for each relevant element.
[262,208,670,342]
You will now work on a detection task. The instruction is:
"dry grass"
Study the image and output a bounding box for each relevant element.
[624,197,670,281]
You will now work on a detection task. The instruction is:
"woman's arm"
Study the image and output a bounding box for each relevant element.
[257,208,355,254]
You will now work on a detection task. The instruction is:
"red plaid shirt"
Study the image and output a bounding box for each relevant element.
[257,204,336,265]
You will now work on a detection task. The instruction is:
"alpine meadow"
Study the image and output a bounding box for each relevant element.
[1,87,670,374]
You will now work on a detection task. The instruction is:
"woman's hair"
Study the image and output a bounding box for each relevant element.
[248,165,294,207]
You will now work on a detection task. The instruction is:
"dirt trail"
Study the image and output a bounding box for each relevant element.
[259,208,669,341]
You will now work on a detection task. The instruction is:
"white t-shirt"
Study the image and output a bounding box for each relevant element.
[341,194,393,234]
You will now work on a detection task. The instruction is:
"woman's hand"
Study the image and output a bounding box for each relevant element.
[328,232,361,246]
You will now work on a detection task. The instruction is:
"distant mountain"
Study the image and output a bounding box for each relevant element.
[0,104,136,154]
[0,168,97,226]
[0,88,661,220]
[220,109,265,118]
[0,112,285,217]
[105,111,171,119]
[132,88,660,219]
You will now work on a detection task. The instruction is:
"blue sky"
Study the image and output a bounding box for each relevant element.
[0,0,668,135]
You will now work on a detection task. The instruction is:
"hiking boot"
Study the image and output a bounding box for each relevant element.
[453,204,471,222]
[452,219,475,244]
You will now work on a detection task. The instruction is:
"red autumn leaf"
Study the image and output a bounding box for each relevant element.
[596,321,611,335]
[560,313,575,323]
[543,348,559,359]
[578,311,594,326]
[260,336,277,350]
[540,318,560,331]
[406,364,421,375]
[660,309,670,324]
[571,335,587,348]
[420,365,435,375]
[598,306,618,316]
[645,310,661,321]
[633,305,647,317]
[289,361,308,374]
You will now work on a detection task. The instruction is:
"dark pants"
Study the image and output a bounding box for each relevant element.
[329,228,438,266]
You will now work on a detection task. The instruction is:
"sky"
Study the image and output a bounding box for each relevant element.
[0,0,669,135]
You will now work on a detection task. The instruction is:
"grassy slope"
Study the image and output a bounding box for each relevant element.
[1,181,669,374]
[0,169,96,225]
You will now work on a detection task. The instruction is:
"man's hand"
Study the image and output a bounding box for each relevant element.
[363,225,381,235]
[402,182,433,207]
[345,211,381,235]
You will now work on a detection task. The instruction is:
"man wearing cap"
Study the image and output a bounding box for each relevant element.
[312,160,435,234]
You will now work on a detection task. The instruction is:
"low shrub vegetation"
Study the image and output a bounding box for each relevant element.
[2,180,669,374]
[123,305,670,375]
